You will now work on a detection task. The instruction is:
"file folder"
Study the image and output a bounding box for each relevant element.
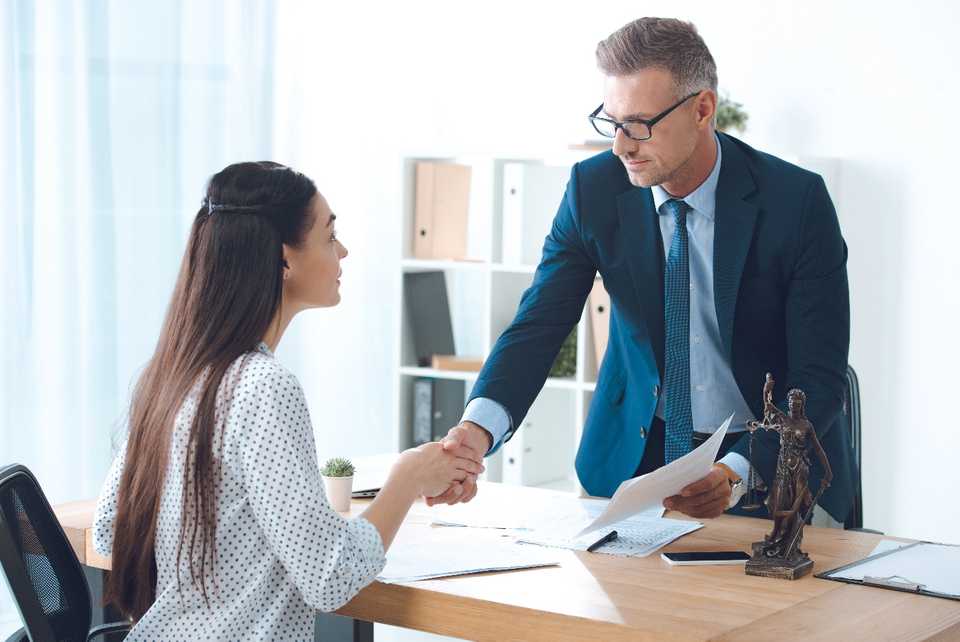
[588,278,610,367]
[413,161,471,260]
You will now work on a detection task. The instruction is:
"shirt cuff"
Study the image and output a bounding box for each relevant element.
[352,515,388,580]
[718,451,757,509]
[719,451,751,484]
[461,397,511,455]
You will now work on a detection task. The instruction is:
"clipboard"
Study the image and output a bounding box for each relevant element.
[816,541,960,602]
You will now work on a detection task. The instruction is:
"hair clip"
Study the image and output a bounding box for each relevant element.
[203,200,263,216]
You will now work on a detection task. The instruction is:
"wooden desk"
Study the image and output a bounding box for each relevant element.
[55,483,960,641]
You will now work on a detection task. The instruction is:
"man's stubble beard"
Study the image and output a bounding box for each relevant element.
[624,162,675,189]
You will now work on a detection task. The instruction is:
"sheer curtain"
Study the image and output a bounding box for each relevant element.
[0,0,278,633]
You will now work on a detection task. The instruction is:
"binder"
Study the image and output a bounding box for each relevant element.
[588,278,610,367]
[414,162,471,260]
[816,540,960,601]
[412,378,434,445]
[412,378,466,446]
[501,163,570,266]
[404,271,456,367]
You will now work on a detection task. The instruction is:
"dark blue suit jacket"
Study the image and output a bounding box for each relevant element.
[470,133,854,521]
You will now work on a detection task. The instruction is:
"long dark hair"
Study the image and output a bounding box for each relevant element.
[105,161,318,620]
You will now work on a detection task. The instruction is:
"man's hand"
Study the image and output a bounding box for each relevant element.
[425,421,492,507]
[663,464,736,518]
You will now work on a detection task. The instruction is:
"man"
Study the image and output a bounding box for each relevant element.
[431,17,854,522]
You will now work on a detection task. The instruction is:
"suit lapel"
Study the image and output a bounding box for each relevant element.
[713,134,759,360]
[617,187,665,375]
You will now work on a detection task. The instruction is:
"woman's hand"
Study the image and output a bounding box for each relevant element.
[364,444,484,551]
[394,442,485,499]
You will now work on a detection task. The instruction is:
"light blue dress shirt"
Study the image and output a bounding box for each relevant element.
[464,136,755,487]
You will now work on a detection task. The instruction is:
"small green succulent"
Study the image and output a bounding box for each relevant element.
[321,457,355,477]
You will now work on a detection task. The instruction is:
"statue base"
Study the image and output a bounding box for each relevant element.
[744,540,813,580]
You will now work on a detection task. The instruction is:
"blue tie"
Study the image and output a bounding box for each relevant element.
[663,199,693,463]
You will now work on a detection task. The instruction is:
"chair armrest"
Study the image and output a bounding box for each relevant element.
[4,628,27,642]
[86,621,132,641]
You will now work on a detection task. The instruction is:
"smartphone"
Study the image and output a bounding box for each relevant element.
[661,551,751,565]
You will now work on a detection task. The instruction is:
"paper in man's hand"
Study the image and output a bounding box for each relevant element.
[575,414,734,537]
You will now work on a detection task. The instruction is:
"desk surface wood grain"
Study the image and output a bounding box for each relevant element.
[55,483,960,641]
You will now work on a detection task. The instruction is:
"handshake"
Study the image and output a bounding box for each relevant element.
[393,422,492,504]
[395,420,738,519]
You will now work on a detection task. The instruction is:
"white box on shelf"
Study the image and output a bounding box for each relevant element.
[501,388,575,487]
[501,163,570,266]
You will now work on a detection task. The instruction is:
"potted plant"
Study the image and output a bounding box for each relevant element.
[716,93,748,134]
[321,457,355,512]
[549,328,577,378]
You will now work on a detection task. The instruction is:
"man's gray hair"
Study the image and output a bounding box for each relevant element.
[596,18,718,97]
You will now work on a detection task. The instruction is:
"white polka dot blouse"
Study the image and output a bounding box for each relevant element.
[93,342,386,641]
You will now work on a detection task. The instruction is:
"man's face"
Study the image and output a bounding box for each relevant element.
[603,67,701,188]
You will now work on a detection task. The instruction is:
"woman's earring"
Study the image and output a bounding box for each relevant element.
[283,270,290,281]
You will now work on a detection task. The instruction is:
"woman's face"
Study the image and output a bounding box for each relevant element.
[282,193,348,309]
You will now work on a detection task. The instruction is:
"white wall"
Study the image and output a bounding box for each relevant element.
[269,0,960,543]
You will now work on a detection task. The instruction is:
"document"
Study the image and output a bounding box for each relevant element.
[868,539,914,557]
[574,414,734,537]
[518,516,702,557]
[378,530,561,584]
[430,493,664,530]
[429,492,549,529]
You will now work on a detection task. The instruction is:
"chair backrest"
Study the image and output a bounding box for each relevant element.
[842,365,863,529]
[0,464,93,642]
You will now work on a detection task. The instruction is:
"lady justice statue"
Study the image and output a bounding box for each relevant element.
[744,373,833,579]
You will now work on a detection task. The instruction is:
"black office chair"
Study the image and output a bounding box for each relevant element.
[0,464,131,642]
[841,365,866,531]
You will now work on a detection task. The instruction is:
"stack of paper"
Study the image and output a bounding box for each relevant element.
[378,536,561,584]
[430,494,662,531]
[429,495,542,529]
[517,517,702,557]
[430,490,699,557]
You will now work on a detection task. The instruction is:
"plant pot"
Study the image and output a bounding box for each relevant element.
[323,475,353,512]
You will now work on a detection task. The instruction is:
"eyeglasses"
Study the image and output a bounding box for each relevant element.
[589,92,700,141]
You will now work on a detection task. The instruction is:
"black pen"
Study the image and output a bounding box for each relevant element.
[586,530,618,553]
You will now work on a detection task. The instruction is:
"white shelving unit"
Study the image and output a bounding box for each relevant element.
[394,154,599,493]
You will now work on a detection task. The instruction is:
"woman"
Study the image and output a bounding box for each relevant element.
[93,162,481,640]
